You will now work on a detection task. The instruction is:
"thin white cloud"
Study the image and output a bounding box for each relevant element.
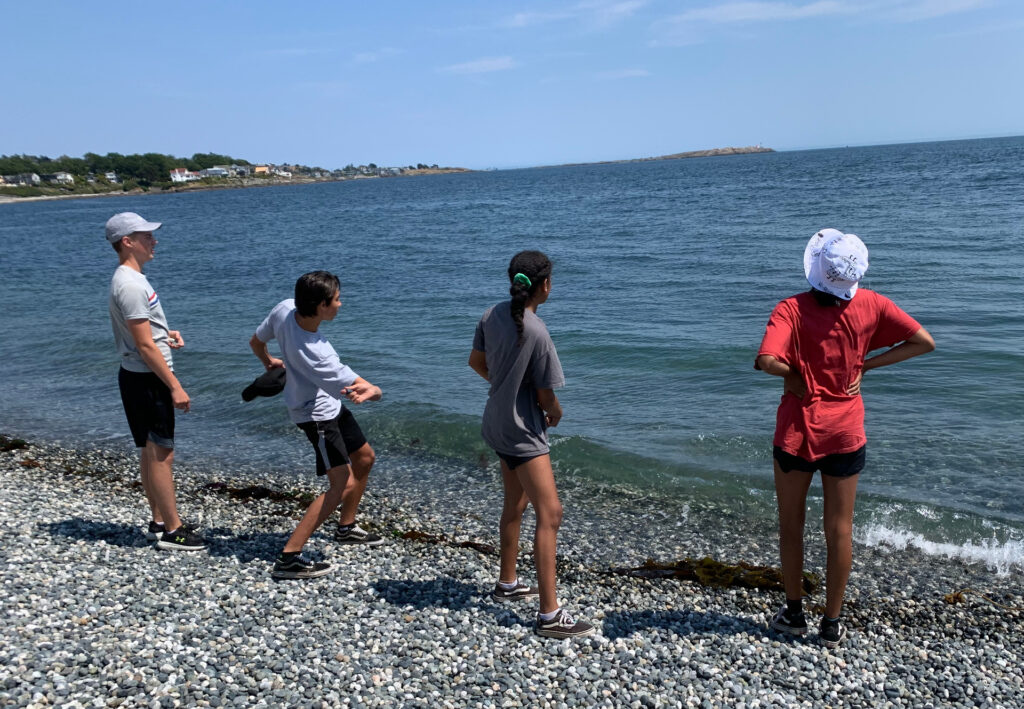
[501,0,647,28]
[351,47,402,64]
[651,0,990,44]
[439,56,517,75]
[667,1,847,25]
[596,68,651,79]
[885,0,989,22]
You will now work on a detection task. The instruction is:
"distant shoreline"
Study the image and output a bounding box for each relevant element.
[0,168,472,206]
[540,145,774,169]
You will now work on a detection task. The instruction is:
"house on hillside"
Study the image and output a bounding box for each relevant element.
[104,171,119,183]
[2,173,42,186]
[169,167,201,183]
[229,164,250,177]
[252,165,270,175]
[199,167,230,178]
[52,172,75,185]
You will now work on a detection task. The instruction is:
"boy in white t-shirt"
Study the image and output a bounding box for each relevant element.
[250,271,383,579]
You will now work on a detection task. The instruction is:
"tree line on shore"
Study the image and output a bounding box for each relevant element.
[0,152,250,187]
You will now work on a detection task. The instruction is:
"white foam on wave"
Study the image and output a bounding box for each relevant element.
[856,523,1024,576]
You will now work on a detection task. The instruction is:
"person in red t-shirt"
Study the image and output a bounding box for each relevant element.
[755,228,934,648]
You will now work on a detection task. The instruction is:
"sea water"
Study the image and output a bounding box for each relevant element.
[1,136,1022,572]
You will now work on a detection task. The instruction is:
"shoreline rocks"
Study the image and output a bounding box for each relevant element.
[1,436,1021,707]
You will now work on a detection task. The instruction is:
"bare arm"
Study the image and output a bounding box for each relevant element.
[126,319,190,412]
[468,349,489,381]
[848,327,935,394]
[755,355,806,399]
[343,376,382,404]
[249,334,284,370]
[536,388,563,427]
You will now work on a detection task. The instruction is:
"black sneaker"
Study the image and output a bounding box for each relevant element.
[155,525,207,551]
[272,552,332,580]
[769,605,808,636]
[145,521,165,542]
[535,609,597,639]
[819,619,847,648]
[335,524,385,546]
[492,581,540,602]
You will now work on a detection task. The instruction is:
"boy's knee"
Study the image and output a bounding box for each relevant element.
[351,444,375,472]
[537,502,563,529]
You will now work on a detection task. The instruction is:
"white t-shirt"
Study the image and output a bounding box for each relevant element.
[109,265,173,373]
[254,299,359,424]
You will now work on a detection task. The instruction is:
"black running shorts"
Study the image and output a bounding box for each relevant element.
[118,368,175,449]
[773,445,866,478]
[495,450,545,470]
[297,406,367,476]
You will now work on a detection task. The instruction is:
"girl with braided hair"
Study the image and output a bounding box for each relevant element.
[469,250,595,639]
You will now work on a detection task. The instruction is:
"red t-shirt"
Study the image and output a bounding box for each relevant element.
[757,289,921,460]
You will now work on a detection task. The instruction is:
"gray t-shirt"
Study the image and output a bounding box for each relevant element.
[473,301,565,457]
[255,299,359,424]
[109,265,173,373]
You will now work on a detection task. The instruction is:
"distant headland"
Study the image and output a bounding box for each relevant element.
[544,145,774,168]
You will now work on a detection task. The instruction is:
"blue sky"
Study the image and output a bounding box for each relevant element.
[3,1,1022,169]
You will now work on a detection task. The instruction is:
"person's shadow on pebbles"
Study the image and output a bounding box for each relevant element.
[202,529,290,563]
[602,609,767,639]
[39,518,143,548]
[372,577,528,628]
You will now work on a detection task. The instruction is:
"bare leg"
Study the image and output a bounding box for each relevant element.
[140,442,182,531]
[821,473,860,618]
[338,443,375,526]
[773,460,813,603]
[283,464,350,553]
[514,455,563,614]
[498,460,530,584]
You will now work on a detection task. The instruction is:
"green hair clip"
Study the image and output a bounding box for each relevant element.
[512,272,532,289]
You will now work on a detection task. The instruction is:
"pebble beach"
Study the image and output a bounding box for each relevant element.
[1,437,1021,708]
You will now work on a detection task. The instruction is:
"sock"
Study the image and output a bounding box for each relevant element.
[786,599,803,616]
[151,521,165,528]
[338,523,354,532]
[497,577,518,590]
[822,615,840,625]
[539,607,561,622]
[165,526,181,535]
[280,550,302,560]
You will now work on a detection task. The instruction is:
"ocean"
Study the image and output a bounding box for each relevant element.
[1,136,1022,573]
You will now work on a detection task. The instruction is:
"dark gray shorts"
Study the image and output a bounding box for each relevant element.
[773,445,866,478]
[118,368,174,449]
[297,407,367,475]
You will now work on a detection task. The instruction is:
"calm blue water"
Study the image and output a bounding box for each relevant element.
[2,137,1023,572]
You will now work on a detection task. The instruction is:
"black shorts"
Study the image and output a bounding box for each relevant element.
[495,450,545,470]
[297,406,367,476]
[773,445,866,478]
[118,368,175,449]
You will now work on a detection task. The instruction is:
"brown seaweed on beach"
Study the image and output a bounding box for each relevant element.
[400,529,497,556]
[203,482,316,505]
[1,436,29,453]
[606,556,821,594]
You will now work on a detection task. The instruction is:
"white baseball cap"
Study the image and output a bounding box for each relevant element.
[105,212,162,243]
[803,228,869,301]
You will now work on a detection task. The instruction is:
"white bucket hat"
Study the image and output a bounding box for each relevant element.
[803,228,869,301]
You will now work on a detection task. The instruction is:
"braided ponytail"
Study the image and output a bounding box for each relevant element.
[507,250,552,346]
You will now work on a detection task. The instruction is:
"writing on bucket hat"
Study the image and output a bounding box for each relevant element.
[803,228,869,301]
[105,212,162,243]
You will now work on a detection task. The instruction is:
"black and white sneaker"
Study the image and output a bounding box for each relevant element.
[145,521,165,542]
[769,605,808,636]
[492,581,540,602]
[272,552,332,580]
[535,609,597,639]
[335,524,385,546]
[155,525,207,552]
[819,619,847,648]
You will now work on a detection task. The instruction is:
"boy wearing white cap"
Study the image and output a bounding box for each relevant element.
[755,229,934,647]
[106,212,206,552]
